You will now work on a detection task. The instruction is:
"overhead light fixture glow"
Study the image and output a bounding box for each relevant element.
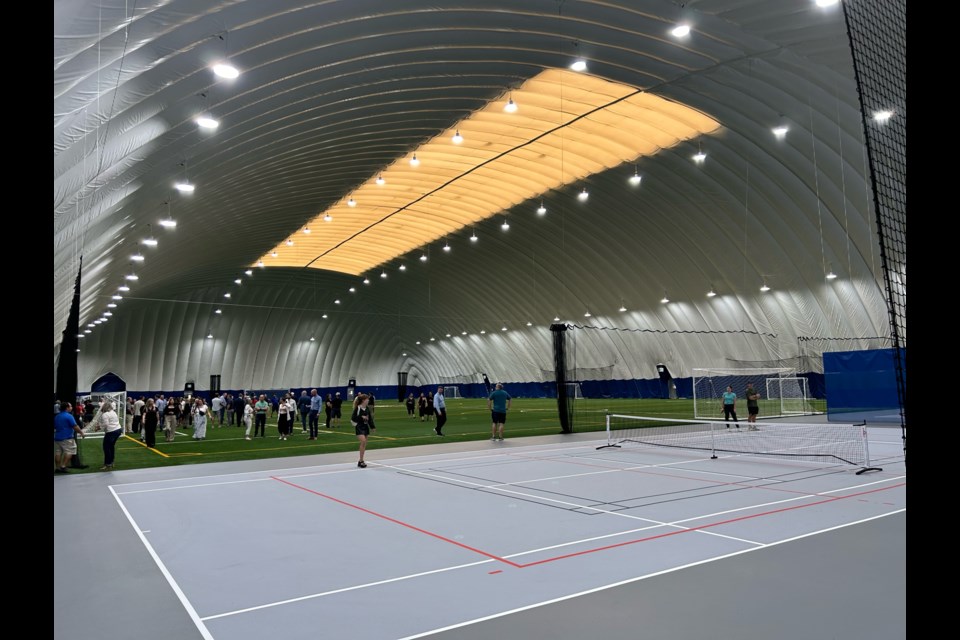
[480,330,486,335]
[322,314,328,319]
[381,271,387,278]
[103,312,113,317]
[212,63,239,79]
[619,305,627,312]
[661,296,669,304]
[416,341,421,344]
[537,202,546,215]
[334,299,341,304]
[111,295,122,300]
[399,264,407,271]
[303,227,311,234]
[224,293,231,298]
[323,214,332,222]
[443,243,451,252]
[84,330,92,334]
[174,181,195,193]
[234,279,242,284]
[693,151,706,163]
[578,189,589,201]
[347,198,356,207]
[629,171,642,186]
[142,237,158,247]
[570,59,587,72]
[671,24,691,37]
[873,110,894,123]
[409,154,420,167]
[452,130,463,144]
[419,254,428,262]
[215,309,222,314]
[131,253,145,262]
[501,326,508,331]
[349,287,356,292]
[525,322,532,326]
[504,97,517,113]
[826,270,838,280]
[125,274,139,281]
[107,303,117,308]
[584,311,591,317]
[257,260,264,267]
[470,232,478,243]
[196,116,220,130]
[815,0,840,7]
[310,336,316,342]
[461,331,467,335]
[118,285,130,292]
[402,352,407,356]
[707,288,717,298]
[376,174,385,185]
[772,125,789,139]
[363,277,370,284]
[207,332,214,338]
[159,218,177,228]
[501,218,510,231]
[760,283,771,292]
[553,316,560,322]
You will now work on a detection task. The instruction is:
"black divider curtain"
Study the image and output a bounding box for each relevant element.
[397,372,408,402]
[55,260,82,405]
[551,324,573,434]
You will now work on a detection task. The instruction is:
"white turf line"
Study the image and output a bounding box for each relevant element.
[394,509,906,640]
[108,485,215,640]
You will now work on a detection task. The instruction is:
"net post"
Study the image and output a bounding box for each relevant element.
[596,413,620,449]
[855,422,884,474]
[709,421,718,459]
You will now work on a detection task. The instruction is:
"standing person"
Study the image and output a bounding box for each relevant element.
[125,397,135,433]
[211,393,223,426]
[721,385,739,427]
[417,392,428,422]
[298,390,311,434]
[426,391,435,422]
[233,393,246,427]
[277,393,292,440]
[95,401,123,470]
[132,396,145,435]
[406,393,416,418]
[54,402,85,473]
[487,383,512,441]
[162,396,178,442]
[254,395,269,438]
[142,398,160,448]
[224,393,235,427]
[367,392,376,419]
[324,393,333,428]
[193,398,208,440]
[351,393,376,468]
[308,389,321,437]
[243,397,255,440]
[745,383,761,430]
[331,392,343,428]
[433,386,447,436]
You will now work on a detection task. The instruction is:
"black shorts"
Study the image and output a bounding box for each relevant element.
[332,408,342,418]
[748,406,759,415]
[491,411,507,424]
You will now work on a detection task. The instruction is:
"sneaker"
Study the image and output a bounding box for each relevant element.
[245,436,252,440]
[491,437,497,441]
[735,425,740,429]
[55,468,69,474]
[99,465,112,471]
[358,461,367,468]
[498,437,504,441]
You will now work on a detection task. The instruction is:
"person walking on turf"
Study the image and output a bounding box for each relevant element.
[95,400,123,470]
[351,393,376,468]
[308,388,321,438]
[54,402,85,473]
[433,386,447,436]
[192,398,208,440]
[331,392,343,428]
[298,390,311,434]
[254,395,269,437]
[142,397,160,448]
[417,392,428,422]
[243,397,255,440]
[721,385,739,427]
[488,383,512,441]
[406,393,416,418]
[745,383,760,430]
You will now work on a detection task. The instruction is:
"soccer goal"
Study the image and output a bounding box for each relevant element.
[443,386,462,399]
[693,367,814,419]
[564,382,585,400]
[78,391,128,436]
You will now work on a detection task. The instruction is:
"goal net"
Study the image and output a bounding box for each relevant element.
[693,367,814,419]
[564,382,584,400]
[78,391,128,437]
[443,386,462,400]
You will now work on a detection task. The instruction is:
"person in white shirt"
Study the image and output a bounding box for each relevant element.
[433,386,447,436]
[243,397,254,440]
[193,398,208,440]
[95,401,123,471]
[211,394,223,426]
[132,397,145,434]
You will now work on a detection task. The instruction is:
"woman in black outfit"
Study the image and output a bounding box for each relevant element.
[406,393,416,418]
[351,394,375,468]
[142,398,160,448]
[324,393,333,429]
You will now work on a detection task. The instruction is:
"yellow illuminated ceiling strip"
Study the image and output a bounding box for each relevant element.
[257,68,720,275]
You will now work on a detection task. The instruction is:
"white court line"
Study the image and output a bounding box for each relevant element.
[396,509,906,640]
[109,486,215,640]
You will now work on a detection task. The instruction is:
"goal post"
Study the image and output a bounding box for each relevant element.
[693,367,814,419]
[564,382,584,400]
[443,386,462,400]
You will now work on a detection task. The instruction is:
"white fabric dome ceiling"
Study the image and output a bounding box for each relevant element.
[54,0,894,392]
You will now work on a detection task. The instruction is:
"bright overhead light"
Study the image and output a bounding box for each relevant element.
[111,295,122,300]
[349,287,356,292]
[125,273,139,281]
[504,97,517,113]
[363,277,370,284]
[322,314,328,319]
[131,253,145,262]
[78,333,87,338]
[334,299,341,304]
[537,203,547,215]
[693,151,706,163]
[174,181,195,193]
[257,260,264,267]
[501,219,510,230]
[619,305,627,312]
[461,331,468,335]
[480,330,486,335]
[553,316,560,322]
[452,130,463,144]
[196,116,219,130]
[224,293,231,298]
[873,110,894,123]
[83,329,92,333]
[707,289,717,298]
[118,285,130,292]
[629,171,642,186]
[760,283,771,292]
[402,352,407,356]
[271,251,278,258]
[772,125,789,139]
[159,218,177,228]
[671,24,691,37]
[501,326,508,331]
[323,214,332,222]
[142,237,158,247]
[286,240,293,246]
[577,189,589,201]
[661,295,669,304]
[570,59,587,72]
[409,154,420,167]
[207,332,214,339]
[826,270,838,280]
[234,278,242,284]
[347,198,356,207]
[376,174,385,185]
[525,321,532,326]
[94,319,103,324]
[584,311,591,317]
[310,336,316,342]
[103,312,113,317]
[470,232,478,242]
[380,271,388,278]
[107,303,117,308]
[212,63,239,79]
[416,341,421,344]
[419,254,428,262]
[215,309,222,314]
[430,337,436,341]
[815,0,840,7]
[303,227,311,234]
[399,264,407,271]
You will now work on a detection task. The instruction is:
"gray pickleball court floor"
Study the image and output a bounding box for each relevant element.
[54,422,906,640]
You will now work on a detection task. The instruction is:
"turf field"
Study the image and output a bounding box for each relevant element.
[61,397,825,474]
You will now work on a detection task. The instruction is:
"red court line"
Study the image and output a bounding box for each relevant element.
[271,476,522,568]
[273,474,903,571]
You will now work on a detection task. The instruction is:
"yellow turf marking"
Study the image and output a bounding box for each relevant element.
[122,434,170,458]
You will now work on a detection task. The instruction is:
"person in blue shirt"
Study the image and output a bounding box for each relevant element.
[54,402,85,473]
[721,385,739,427]
[487,383,512,441]
[298,390,311,434]
[432,386,447,436]
[308,389,322,439]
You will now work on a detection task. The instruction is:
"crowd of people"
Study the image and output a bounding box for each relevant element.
[55,384,515,473]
